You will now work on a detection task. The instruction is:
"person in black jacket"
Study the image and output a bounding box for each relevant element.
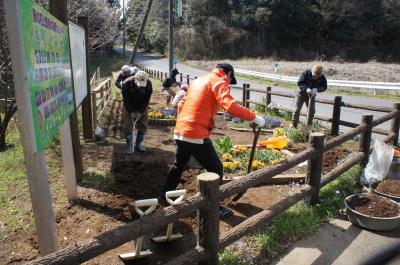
[162,68,179,106]
[292,65,327,128]
[115,65,138,89]
[121,71,153,153]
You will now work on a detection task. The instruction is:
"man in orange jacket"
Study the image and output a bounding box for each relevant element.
[162,63,268,217]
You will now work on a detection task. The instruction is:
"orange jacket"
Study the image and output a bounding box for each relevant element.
[174,68,256,139]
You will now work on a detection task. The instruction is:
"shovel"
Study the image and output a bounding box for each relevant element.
[131,112,141,152]
[231,125,262,202]
[119,198,158,260]
[306,93,315,127]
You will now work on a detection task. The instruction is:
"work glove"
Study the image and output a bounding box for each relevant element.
[306,88,312,95]
[311,88,318,96]
[250,115,282,128]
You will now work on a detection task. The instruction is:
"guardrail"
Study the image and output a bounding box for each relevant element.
[25,105,400,265]
[235,68,400,91]
[91,78,112,128]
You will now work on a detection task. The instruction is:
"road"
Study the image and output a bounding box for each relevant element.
[116,48,398,139]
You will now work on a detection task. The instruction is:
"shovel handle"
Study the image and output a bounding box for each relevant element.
[135,198,158,217]
[166,189,187,205]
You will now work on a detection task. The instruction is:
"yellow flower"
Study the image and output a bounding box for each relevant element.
[222,153,233,162]
[273,127,285,137]
[167,115,176,120]
[232,145,248,155]
[223,161,242,172]
[251,160,265,170]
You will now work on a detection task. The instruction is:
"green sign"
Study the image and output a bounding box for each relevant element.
[19,0,74,151]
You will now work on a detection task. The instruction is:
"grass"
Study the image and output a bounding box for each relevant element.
[220,165,362,264]
[219,250,249,265]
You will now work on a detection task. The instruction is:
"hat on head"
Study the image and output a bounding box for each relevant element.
[135,71,148,87]
[171,68,179,76]
[121,65,130,72]
[311,65,323,77]
[216,63,237,85]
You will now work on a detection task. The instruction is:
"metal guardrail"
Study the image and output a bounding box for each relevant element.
[235,68,400,91]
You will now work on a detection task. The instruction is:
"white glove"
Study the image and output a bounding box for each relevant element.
[311,88,318,95]
[306,88,312,94]
[250,115,266,127]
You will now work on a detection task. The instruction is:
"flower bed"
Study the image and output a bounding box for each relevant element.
[148,109,177,126]
[214,136,285,173]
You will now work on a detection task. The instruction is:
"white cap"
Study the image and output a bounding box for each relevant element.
[135,71,148,87]
[121,65,130,72]
[131,66,139,75]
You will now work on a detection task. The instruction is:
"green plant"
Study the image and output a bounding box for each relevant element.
[253,149,284,164]
[219,250,248,265]
[215,136,234,154]
[284,127,305,143]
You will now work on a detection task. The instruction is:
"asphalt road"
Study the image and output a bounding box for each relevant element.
[117,48,398,140]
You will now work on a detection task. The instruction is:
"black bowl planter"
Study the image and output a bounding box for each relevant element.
[344,193,400,231]
[148,118,176,126]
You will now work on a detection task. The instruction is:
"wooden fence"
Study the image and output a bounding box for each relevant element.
[142,67,392,137]
[90,77,112,129]
[25,69,400,265]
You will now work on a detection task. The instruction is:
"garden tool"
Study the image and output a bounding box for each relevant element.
[306,92,316,127]
[231,125,262,202]
[128,112,141,154]
[119,198,158,260]
[152,189,186,243]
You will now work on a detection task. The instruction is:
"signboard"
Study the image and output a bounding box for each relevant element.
[68,21,87,107]
[20,0,74,151]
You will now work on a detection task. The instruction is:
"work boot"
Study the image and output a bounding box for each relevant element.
[125,132,134,154]
[135,131,146,152]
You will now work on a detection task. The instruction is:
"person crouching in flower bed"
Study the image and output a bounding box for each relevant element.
[121,71,153,153]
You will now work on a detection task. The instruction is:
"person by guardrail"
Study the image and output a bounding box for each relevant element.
[115,65,138,89]
[162,68,180,107]
[292,64,327,128]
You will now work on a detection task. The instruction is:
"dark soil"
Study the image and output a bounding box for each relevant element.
[3,92,353,265]
[376,179,400,197]
[347,194,400,218]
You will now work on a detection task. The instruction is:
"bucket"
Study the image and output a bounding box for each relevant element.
[387,149,400,180]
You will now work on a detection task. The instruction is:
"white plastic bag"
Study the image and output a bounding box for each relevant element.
[361,139,394,186]
[95,125,104,141]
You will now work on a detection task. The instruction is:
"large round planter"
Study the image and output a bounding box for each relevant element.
[148,118,176,126]
[373,179,400,203]
[344,194,400,231]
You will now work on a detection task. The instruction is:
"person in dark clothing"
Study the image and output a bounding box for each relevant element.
[292,64,327,128]
[115,65,138,89]
[121,70,152,153]
[162,68,180,106]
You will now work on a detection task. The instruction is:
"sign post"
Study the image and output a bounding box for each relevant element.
[3,0,77,254]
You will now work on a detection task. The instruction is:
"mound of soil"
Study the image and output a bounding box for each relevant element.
[347,194,400,218]
[375,179,400,197]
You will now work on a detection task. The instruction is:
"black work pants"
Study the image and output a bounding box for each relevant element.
[163,139,223,192]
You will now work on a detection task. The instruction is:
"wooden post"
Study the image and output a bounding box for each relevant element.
[245,84,251,108]
[3,0,59,254]
[92,92,97,129]
[242,83,246,106]
[305,132,325,205]
[78,16,94,141]
[186,74,190,85]
[358,115,373,167]
[197,173,220,265]
[330,96,342,136]
[266,86,271,106]
[157,71,160,79]
[390,103,400,146]
[50,0,83,186]
[180,73,183,83]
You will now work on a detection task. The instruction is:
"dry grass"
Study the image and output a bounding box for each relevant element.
[183,58,400,83]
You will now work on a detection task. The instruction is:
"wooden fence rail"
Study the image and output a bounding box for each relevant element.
[26,68,400,265]
[90,78,112,128]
